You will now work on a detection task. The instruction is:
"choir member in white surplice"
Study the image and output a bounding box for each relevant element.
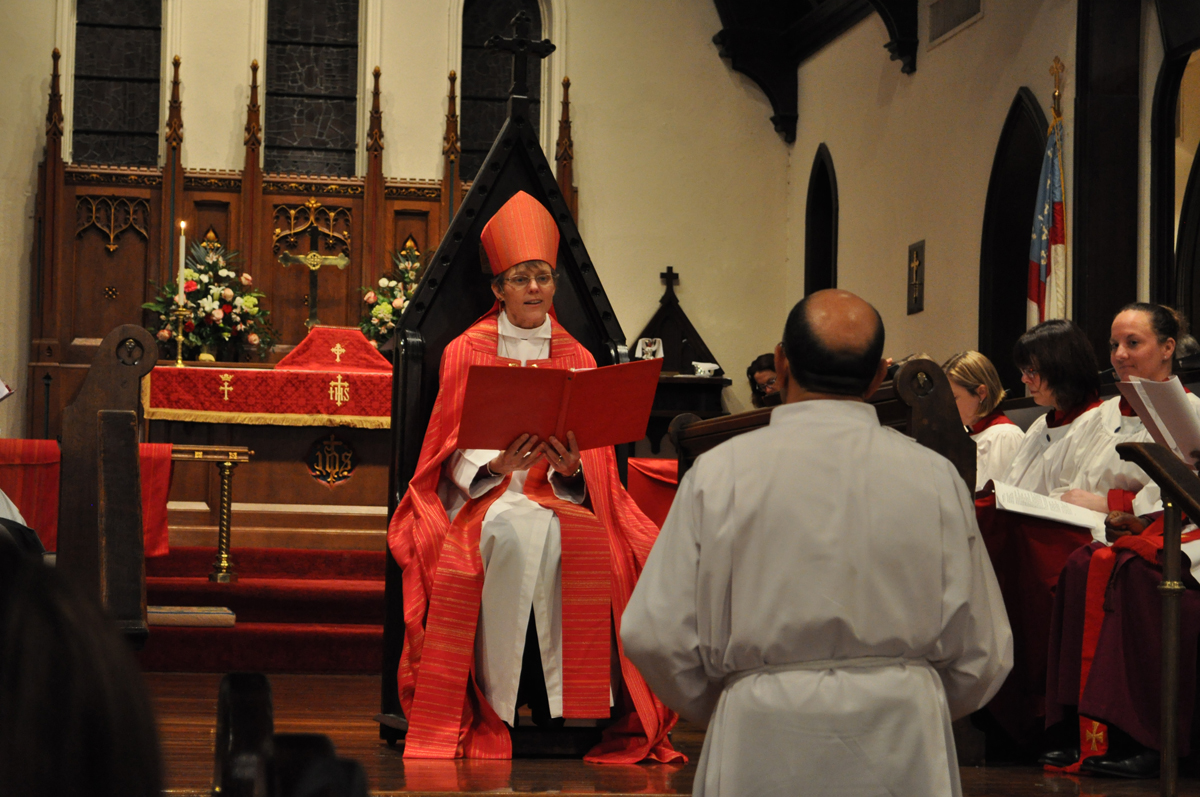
[621,290,1013,797]
[943,350,1023,493]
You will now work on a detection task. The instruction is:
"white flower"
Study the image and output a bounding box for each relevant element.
[388,280,398,288]
[200,274,210,283]
[231,313,240,323]
[218,256,226,267]
[234,296,245,308]
[378,278,389,288]
[205,252,218,264]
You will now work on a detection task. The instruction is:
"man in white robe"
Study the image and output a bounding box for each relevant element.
[621,289,1013,797]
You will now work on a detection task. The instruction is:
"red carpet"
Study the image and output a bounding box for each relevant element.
[137,546,385,674]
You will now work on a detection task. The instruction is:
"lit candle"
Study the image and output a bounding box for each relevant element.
[176,221,187,304]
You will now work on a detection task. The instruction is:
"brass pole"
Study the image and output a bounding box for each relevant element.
[209,460,238,583]
[1160,497,1183,796]
[172,306,188,367]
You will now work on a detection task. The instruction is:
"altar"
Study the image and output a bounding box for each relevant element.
[143,328,393,550]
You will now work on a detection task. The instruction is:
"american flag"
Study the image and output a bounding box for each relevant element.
[1028,114,1067,327]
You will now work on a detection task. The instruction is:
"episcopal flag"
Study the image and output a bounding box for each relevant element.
[1028,114,1067,327]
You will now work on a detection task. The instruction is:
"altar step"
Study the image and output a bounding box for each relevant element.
[136,546,385,674]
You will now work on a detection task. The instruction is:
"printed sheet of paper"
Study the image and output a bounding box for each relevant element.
[0,377,11,404]
[993,481,1108,539]
[1117,376,1200,466]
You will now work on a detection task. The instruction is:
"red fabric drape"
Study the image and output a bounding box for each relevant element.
[387,313,683,763]
[626,458,678,530]
[0,439,61,548]
[0,439,171,556]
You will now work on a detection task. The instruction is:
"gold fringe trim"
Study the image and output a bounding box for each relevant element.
[141,372,389,428]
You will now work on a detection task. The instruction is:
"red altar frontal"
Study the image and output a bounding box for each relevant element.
[143,328,394,550]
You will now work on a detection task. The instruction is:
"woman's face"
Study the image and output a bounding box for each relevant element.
[951,381,986,426]
[1110,309,1174,382]
[1020,363,1057,409]
[491,260,556,329]
[754,369,778,396]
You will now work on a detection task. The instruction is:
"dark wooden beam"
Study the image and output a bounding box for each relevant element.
[866,0,918,74]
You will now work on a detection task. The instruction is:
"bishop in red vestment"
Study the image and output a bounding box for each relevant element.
[387,191,682,763]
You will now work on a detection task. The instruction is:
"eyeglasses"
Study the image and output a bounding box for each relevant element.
[1020,366,1039,379]
[504,274,554,288]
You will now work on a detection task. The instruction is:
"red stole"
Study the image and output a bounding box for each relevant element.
[388,313,682,763]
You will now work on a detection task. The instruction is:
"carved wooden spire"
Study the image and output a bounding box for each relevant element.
[46,48,63,141]
[244,60,261,152]
[367,67,384,157]
[440,71,461,236]
[363,66,385,283]
[165,56,183,150]
[240,60,263,260]
[555,77,577,220]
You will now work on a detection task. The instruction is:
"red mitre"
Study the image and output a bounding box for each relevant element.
[479,190,559,275]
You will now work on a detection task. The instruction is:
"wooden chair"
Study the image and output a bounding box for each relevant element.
[379,50,638,751]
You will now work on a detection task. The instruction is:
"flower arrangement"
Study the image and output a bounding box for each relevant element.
[143,235,278,360]
[360,236,424,348]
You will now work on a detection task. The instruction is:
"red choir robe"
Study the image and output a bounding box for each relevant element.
[975,399,1102,746]
[387,313,683,763]
[1045,520,1200,766]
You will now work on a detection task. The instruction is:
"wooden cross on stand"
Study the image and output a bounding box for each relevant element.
[278,208,349,330]
[485,10,555,98]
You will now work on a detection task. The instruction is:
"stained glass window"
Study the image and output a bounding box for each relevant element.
[264,0,360,177]
[460,0,543,181]
[72,0,162,166]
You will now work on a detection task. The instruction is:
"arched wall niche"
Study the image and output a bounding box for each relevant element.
[978,87,1047,394]
[804,143,838,296]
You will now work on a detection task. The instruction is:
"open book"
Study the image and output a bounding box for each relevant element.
[457,357,662,451]
[1116,376,1200,466]
[993,481,1108,540]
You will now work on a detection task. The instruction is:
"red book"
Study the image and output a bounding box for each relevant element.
[457,358,663,451]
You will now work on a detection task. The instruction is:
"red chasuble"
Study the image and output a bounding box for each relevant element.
[387,313,683,763]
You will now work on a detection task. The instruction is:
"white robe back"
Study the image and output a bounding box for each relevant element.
[621,400,1012,797]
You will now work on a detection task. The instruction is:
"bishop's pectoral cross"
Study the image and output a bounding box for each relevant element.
[485,10,555,98]
[279,222,349,330]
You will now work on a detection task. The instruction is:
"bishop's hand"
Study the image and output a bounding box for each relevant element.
[544,432,582,479]
[489,433,543,476]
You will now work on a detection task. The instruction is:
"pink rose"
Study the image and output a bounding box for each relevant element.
[184,280,198,293]
[391,296,406,310]
[247,333,261,346]
[157,328,172,341]
[211,308,224,322]
[222,287,234,301]
[240,273,253,286]
[364,291,377,305]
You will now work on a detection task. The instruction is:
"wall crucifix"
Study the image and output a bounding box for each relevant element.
[278,201,350,329]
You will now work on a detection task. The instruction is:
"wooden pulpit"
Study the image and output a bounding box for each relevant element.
[379,13,631,752]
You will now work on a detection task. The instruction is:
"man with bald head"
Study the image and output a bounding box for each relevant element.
[622,290,1012,796]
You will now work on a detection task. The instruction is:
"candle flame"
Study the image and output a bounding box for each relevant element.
[180,221,186,231]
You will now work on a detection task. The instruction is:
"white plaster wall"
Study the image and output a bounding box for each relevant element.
[566,0,789,412]
[787,0,1077,366]
[0,3,58,437]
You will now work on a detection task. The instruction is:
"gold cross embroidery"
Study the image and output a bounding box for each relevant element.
[329,374,350,407]
[219,374,234,401]
[331,343,346,363]
[1084,720,1106,752]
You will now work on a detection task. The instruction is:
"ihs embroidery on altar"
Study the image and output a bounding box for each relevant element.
[329,374,350,407]
[219,374,234,401]
[331,343,346,363]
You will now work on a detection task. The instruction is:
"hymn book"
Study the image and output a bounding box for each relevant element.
[993,481,1108,541]
[457,358,662,451]
[1116,376,1200,466]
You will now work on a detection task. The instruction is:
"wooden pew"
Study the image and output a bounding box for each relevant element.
[57,324,157,646]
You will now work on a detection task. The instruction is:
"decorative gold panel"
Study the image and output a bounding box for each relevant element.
[75,195,151,252]
[272,197,352,254]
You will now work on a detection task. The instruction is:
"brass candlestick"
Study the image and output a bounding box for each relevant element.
[171,305,189,367]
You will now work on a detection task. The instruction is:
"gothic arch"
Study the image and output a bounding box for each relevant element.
[978,87,1048,393]
[804,144,838,295]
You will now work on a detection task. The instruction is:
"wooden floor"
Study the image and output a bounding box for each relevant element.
[148,672,1200,796]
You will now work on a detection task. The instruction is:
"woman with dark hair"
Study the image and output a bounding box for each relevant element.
[746,353,778,408]
[1002,319,1102,493]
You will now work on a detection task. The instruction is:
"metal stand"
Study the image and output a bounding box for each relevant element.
[210,459,238,583]
[172,306,189,367]
[1160,498,1183,797]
